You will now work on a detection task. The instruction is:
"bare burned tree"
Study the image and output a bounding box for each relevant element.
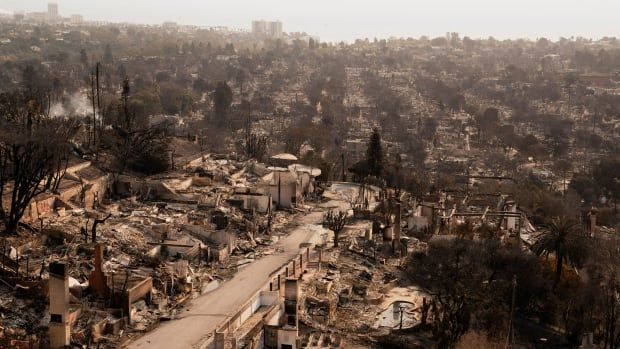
[244,133,268,161]
[90,62,97,147]
[91,213,112,243]
[110,78,170,175]
[0,90,79,235]
[324,210,347,247]
[111,121,170,175]
[45,144,71,194]
[89,61,102,155]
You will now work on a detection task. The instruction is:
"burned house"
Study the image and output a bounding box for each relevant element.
[260,170,302,209]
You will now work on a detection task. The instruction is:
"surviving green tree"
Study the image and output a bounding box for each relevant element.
[103,44,113,64]
[366,127,384,177]
[212,81,233,127]
[532,217,588,288]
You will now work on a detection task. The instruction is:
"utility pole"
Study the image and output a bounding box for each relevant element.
[341,153,346,182]
[277,174,281,210]
[505,275,517,349]
[465,166,470,195]
[95,62,101,160]
[96,62,101,119]
[592,106,597,136]
[90,64,96,146]
[246,101,251,145]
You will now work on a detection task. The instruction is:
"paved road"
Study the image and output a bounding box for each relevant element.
[126,210,326,349]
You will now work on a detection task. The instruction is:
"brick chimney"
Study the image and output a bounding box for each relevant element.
[49,262,70,348]
[89,243,109,299]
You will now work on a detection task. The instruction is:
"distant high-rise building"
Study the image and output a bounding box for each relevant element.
[268,21,283,38]
[252,20,267,35]
[252,20,283,38]
[47,2,58,21]
[70,15,83,25]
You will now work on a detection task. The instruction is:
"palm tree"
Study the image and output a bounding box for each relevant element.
[532,217,588,288]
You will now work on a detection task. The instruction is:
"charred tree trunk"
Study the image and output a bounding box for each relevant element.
[91,213,112,243]
[95,62,102,159]
[91,65,96,146]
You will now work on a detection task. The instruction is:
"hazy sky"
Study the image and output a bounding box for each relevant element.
[0,0,617,42]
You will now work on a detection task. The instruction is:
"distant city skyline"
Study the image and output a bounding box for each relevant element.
[0,0,618,42]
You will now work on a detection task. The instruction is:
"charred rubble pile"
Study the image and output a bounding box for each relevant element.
[0,153,321,348]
